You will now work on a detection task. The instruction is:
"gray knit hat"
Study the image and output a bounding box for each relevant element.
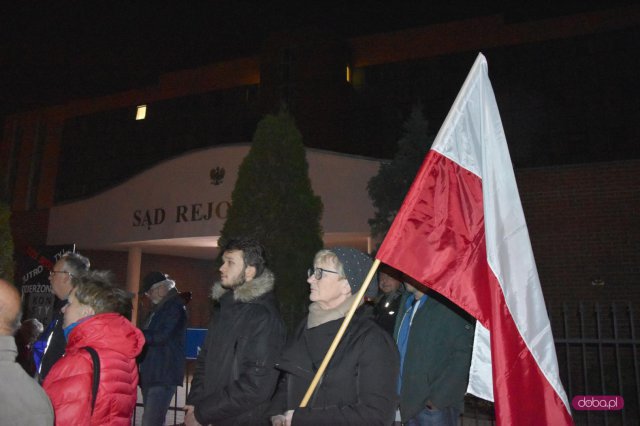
[332,247,378,299]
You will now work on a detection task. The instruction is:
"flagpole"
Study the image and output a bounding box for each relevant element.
[299,258,381,407]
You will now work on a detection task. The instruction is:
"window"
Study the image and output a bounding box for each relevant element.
[136,105,147,120]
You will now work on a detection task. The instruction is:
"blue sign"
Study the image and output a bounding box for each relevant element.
[185,328,207,359]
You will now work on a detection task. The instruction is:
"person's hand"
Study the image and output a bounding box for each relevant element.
[284,410,294,426]
[271,414,286,426]
[184,405,202,426]
[271,410,294,426]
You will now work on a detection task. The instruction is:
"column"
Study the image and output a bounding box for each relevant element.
[126,246,142,324]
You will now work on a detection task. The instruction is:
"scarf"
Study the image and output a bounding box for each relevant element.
[307,293,362,329]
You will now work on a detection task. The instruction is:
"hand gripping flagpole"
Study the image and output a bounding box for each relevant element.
[299,259,381,407]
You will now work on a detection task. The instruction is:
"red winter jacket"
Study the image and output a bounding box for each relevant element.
[43,313,145,426]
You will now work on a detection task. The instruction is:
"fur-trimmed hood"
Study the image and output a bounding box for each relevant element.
[210,268,275,303]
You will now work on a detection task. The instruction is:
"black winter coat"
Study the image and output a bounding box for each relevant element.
[270,305,399,425]
[373,290,403,335]
[138,288,187,387]
[187,270,286,426]
[34,300,67,382]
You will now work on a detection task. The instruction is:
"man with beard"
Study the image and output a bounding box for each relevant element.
[185,237,286,426]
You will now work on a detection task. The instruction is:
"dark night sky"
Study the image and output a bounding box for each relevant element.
[2,0,633,119]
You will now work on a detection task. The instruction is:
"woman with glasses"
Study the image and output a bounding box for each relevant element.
[43,270,144,426]
[269,247,399,426]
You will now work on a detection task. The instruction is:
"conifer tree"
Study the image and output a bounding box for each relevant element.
[368,104,434,241]
[220,110,323,327]
[0,201,14,280]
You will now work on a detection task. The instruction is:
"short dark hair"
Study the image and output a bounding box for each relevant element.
[73,270,132,317]
[61,251,90,276]
[221,237,267,277]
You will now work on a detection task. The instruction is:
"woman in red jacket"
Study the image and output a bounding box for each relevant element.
[43,270,145,426]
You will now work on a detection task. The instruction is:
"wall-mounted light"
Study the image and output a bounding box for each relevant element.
[136,105,147,120]
[591,277,605,286]
[346,65,351,83]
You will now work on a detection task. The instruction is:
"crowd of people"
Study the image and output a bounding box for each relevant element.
[1,237,475,426]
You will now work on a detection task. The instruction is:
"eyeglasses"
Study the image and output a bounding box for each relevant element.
[49,270,72,277]
[307,267,339,280]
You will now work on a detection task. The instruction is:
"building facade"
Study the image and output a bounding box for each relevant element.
[1,5,639,328]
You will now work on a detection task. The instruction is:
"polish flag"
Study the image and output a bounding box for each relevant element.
[376,54,572,425]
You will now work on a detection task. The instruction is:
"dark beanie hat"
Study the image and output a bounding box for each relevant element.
[332,247,378,299]
[140,271,170,294]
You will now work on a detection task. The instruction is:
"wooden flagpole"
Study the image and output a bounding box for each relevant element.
[299,258,381,407]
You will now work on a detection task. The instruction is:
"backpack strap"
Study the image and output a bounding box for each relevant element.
[82,346,100,414]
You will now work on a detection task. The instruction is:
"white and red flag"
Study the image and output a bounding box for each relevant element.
[376,53,573,425]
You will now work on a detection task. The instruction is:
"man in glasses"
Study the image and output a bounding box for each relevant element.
[33,251,90,382]
[185,237,286,426]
